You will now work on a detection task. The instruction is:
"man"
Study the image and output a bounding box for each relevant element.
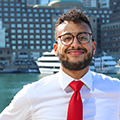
[0,9,120,120]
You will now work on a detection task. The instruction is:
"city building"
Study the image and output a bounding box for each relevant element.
[101,22,120,60]
[0,0,59,65]
[0,0,120,65]
[82,0,98,7]
[99,0,110,8]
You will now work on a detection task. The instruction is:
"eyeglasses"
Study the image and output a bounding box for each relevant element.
[57,32,92,46]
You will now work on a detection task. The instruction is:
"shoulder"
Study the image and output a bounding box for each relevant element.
[91,71,120,91]
[23,72,59,92]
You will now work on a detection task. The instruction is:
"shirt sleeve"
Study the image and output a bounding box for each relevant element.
[0,85,32,120]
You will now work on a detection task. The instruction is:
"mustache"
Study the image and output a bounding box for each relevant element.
[65,48,87,53]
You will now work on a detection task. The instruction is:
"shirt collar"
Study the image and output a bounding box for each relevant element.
[58,69,93,90]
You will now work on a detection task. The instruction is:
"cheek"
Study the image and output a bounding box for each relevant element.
[58,44,67,54]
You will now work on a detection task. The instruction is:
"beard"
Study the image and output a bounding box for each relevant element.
[58,49,93,71]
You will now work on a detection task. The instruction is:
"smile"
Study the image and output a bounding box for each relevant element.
[67,50,85,55]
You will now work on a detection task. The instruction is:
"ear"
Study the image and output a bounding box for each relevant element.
[92,41,96,55]
[53,43,58,56]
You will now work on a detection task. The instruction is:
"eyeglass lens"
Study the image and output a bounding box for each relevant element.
[61,33,90,45]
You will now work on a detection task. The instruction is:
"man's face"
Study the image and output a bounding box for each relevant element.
[54,21,96,71]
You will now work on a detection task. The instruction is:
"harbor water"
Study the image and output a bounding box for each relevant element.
[0,73,120,113]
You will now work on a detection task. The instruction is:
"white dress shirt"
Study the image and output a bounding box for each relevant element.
[0,69,120,120]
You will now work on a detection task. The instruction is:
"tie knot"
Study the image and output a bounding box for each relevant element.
[69,81,84,92]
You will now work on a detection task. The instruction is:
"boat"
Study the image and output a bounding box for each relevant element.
[36,50,95,74]
[94,55,120,74]
[36,50,60,74]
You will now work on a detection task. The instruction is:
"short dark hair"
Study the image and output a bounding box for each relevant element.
[55,8,92,40]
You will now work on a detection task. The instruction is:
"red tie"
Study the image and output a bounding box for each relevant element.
[67,81,84,120]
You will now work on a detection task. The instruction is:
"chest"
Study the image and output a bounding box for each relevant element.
[30,88,119,120]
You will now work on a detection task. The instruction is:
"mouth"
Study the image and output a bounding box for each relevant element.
[67,50,85,55]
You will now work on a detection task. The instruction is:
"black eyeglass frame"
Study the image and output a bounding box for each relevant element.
[56,32,93,46]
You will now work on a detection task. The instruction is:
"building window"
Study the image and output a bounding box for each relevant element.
[30,46,34,49]
[29,19,33,22]
[11,40,16,44]
[42,40,46,44]
[35,30,40,33]
[10,18,15,22]
[30,30,34,33]
[16,8,21,12]
[35,24,40,28]
[28,9,31,12]
[42,35,46,39]
[36,40,40,44]
[41,14,45,17]
[24,46,28,49]
[11,29,16,33]
[42,46,46,49]
[101,15,105,18]
[12,46,16,50]
[99,10,102,13]
[23,24,28,28]
[36,35,40,39]
[29,14,33,17]
[47,19,50,22]
[41,30,46,33]
[30,40,34,44]
[41,24,46,28]
[23,18,27,22]
[18,46,22,49]
[109,11,112,14]
[29,24,34,28]
[41,19,45,22]
[4,18,9,22]
[30,35,34,39]
[94,10,97,14]
[35,19,39,22]
[50,9,54,12]
[36,46,40,49]
[17,24,22,28]
[4,8,8,11]
[24,35,28,39]
[47,30,52,33]
[23,13,27,17]
[6,44,10,48]
[46,14,50,17]
[47,24,52,28]
[35,14,39,17]
[18,40,22,44]
[11,35,16,39]
[23,29,28,33]
[33,9,37,12]
[4,13,8,16]
[47,35,52,39]
[45,9,49,12]
[88,10,92,13]
[17,35,22,39]
[17,13,21,17]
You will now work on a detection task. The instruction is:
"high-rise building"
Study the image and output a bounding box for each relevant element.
[82,0,97,7]
[1,0,120,65]
[99,0,110,8]
[0,0,59,65]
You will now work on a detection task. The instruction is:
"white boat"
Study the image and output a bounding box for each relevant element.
[36,50,95,74]
[94,55,120,74]
[36,50,60,74]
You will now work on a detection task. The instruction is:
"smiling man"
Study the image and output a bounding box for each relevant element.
[0,9,120,120]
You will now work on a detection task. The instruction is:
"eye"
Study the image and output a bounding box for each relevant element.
[62,35,72,43]
[80,36,88,41]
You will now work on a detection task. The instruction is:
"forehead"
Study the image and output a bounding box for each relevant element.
[56,21,91,36]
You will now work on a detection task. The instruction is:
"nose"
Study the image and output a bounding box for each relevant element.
[71,36,81,48]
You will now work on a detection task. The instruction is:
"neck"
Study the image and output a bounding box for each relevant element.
[61,66,89,79]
